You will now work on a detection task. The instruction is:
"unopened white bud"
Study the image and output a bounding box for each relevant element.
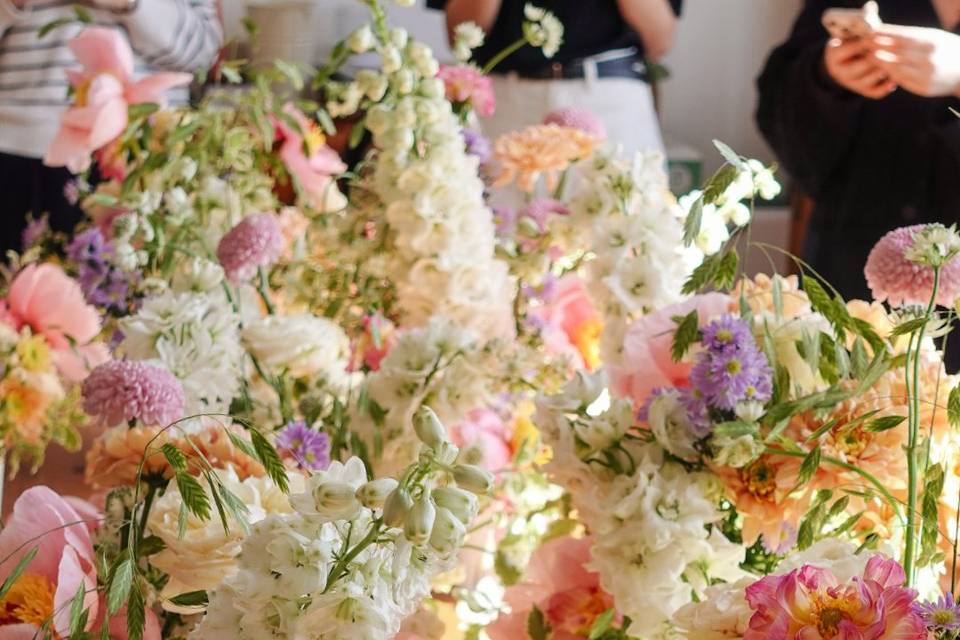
[432,486,478,524]
[348,25,374,53]
[313,482,360,520]
[383,487,413,527]
[356,478,399,509]
[404,492,436,544]
[429,506,466,554]
[452,464,493,494]
[414,406,448,448]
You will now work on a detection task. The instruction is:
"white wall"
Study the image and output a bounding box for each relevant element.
[224,0,803,172]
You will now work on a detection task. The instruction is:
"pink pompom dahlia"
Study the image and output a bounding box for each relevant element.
[864,224,960,307]
[544,107,607,140]
[82,360,185,427]
[216,213,284,282]
[744,555,925,639]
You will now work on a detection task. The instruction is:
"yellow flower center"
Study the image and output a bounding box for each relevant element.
[741,459,777,499]
[811,590,858,638]
[0,573,56,628]
[572,318,603,371]
[17,335,51,372]
[303,123,327,157]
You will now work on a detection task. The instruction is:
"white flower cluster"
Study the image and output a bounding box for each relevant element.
[452,21,485,62]
[566,151,704,366]
[535,371,745,638]
[360,317,496,476]
[119,290,244,415]
[242,313,351,383]
[351,28,515,341]
[522,4,564,58]
[192,409,490,640]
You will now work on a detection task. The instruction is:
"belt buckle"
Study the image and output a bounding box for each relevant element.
[551,62,563,79]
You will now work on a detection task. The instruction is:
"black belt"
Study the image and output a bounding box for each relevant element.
[508,52,646,81]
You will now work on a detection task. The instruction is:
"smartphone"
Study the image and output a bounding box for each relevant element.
[822,1,882,39]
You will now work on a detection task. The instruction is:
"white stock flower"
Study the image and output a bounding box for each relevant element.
[242,313,350,381]
[646,390,700,461]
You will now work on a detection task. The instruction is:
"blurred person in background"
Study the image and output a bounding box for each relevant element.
[429,0,682,154]
[757,0,960,301]
[0,0,223,256]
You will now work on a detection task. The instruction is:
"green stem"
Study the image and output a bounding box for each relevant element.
[903,267,940,586]
[323,519,383,593]
[482,38,527,75]
[257,266,275,315]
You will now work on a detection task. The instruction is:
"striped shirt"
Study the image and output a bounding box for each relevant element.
[0,0,222,158]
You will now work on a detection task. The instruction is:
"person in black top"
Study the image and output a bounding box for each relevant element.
[428,0,682,156]
[756,0,960,302]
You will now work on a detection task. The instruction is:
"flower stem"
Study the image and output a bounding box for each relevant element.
[257,266,276,315]
[482,39,526,75]
[323,519,384,593]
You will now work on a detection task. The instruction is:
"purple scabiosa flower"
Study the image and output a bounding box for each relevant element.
[82,360,185,427]
[461,128,492,164]
[67,228,135,313]
[679,387,712,436]
[543,107,607,140]
[216,213,284,282]
[917,593,960,632]
[277,420,331,471]
[689,316,772,411]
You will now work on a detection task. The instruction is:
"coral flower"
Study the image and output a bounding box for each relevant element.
[539,275,603,371]
[274,104,347,213]
[493,124,599,192]
[437,64,496,117]
[544,107,607,140]
[488,536,615,640]
[865,225,960,308]
[744,555,925,639]
[0,487,99,638]
[44,27,192,172]
[608,292,731,408]
[2,263,108,381]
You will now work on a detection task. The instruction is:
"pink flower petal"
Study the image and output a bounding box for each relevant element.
[68,27,134,79]
[126,72,193,105]
[53,546,98,637]
[0,624,42,640]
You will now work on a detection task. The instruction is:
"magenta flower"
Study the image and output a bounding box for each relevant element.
[865,224,960,307]
[544,107,607,140]
[82,360,185,427]
[744,555,926,640]
[216,213,284,282]
[276,420,330,471]
[437,64,496,117]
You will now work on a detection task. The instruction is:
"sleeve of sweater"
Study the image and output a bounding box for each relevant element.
[114,0,223,72]
[755,0,866,199]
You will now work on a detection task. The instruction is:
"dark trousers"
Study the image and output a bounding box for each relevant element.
[0,152,83,256]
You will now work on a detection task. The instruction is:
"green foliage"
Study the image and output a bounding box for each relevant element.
[127,583,146,640]
[589,609,617,639]
[174,471,211,523]
[671,311,701,362]
[948,386,960,429]
[0,547,38,600]
[682,249,739,295]
[106,550,134,615]
[250,428,290,494]
[864,415,906,433]
[168,590,209,607]
[918,463,946,567]
[797,446,821,487]
[527,606,551,640]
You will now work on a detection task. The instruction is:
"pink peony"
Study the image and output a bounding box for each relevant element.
[82,360,185,427]
[216,213,284,282]
[2,263,108,381]
[0,487,98,638]
[608,292,731,407]
[44,27,192,172]
[744,555,925,640]
[437,64,496,118]
[274,104,347,212]
[487,536,615,640]
[450,408,513,471]
[865,225,960,307]
[538,275,603,371]
[544,107,607,140]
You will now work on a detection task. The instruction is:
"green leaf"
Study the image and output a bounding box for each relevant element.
[671,310,700,362]
[826,495,850,520]
[589,608,617,640]
[251,428,290,493]
[713,139,746,170]
[161,443,188,472]
[205,471,231,536]
[715,250,739,290]
[948,386,960,429]
[797,446,821,487]
[682,252,721,295]
[221,65,243,84]
[805,417,840,443]
[919,463,946,567]
[854,351,890,396]
[74,5,93,22]
[127,103,160,120]
[348,118,368,150]
[0,547,38,600]
[168,120,201,144]
[850,338,869,379]
[167,590,209,607]
[682,196,704,247]
[38,17,77,39]
[106,551,134,615]
[864,415,906,433]
[891,316,929,337]
[800,330,821,375]
[126,583,145,640]
[712,420,758,439]
[137,535,166,557]
[316,108,336,136]
[175,471,211,522]
[68,582,87,638]
[702,164,740,204]
[226,429,259,460]
[527,606,550,640]
[771,275,783,318]
[274,59,305,90]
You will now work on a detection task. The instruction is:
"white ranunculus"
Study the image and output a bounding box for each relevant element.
[242,313,350,381]
[672,578,754,640]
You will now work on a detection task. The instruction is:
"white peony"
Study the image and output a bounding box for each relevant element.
[241,313,350,380]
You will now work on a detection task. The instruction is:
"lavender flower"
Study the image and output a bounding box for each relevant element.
[917,593,960,632]
[689,316,772,412]
[277,420,331,471]
[66,228,135,313]
[461,128,492,164]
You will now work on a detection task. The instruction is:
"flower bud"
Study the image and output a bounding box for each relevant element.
[432,486,478,524]
[356,478,399,509]
[460,444,484,466]
[383,487,413,528]
[414,406,448,448]
[389,27,409,49]
[433,441,460,466]
[452,464,493,495]
[347,25,374,53]
[429,506,466,554]
[313,481,361,520]
[404,492,436,545]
